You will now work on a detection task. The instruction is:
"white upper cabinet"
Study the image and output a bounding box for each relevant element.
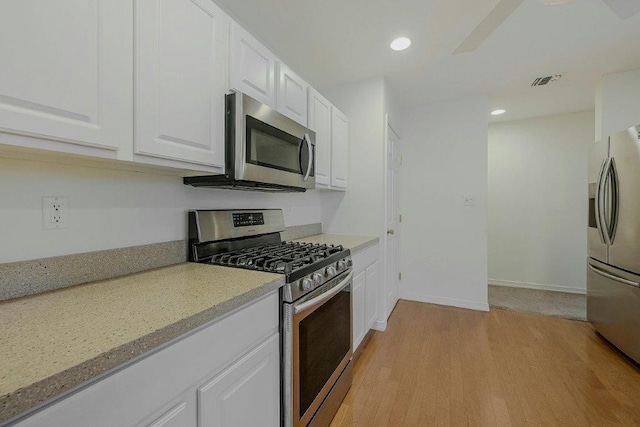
[0,0,132,153]
[308,89,332,188]
[276,63,308,126]
[230,22,277,108]
[331,107,349,190]
[134,0,227,171]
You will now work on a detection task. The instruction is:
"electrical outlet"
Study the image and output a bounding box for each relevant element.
[42,197,69,230]
[463,196,475,207]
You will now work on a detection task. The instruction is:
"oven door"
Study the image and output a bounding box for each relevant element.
[237,93,315,189]
[284,270,353,427]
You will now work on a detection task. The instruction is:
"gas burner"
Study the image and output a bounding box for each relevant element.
[210,242,345,276]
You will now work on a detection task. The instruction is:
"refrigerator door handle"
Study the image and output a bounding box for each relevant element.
[588,262,640,288]
[608,157,619,244]
[596,157,611,245]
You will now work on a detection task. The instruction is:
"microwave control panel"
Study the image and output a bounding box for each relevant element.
[233,212,265,227]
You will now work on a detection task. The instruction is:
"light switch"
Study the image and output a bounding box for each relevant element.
[463,196,475,207]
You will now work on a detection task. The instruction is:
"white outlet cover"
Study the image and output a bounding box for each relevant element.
[463,196,475,207]
[42,197,69,230]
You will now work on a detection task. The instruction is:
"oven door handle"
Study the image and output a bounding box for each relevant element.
[294,271,353,315]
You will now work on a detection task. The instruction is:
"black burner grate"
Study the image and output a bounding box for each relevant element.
[210,242,344,275]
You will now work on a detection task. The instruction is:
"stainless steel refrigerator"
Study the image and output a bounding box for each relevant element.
[588,124,640,363]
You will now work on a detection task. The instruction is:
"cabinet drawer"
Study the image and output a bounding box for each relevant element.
[352,244,379,274]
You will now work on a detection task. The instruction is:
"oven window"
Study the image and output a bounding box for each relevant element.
[298,288,351,417]
[246,115,313,175]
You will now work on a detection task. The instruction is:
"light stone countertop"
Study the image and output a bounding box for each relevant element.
[0,263,284,423]
[292,233,379,254]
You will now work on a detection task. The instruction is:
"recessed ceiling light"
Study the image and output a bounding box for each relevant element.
[491,109,506,116]
[390,37,411,51]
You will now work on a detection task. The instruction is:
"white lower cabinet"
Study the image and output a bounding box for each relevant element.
[145,395,196,427]
[15,293,280,427]
[351,243,380,351]
[198,334,279,427]
[352,270,366,351]
[365,263,379,331]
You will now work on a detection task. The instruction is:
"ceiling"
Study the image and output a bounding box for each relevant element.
[214,0,640,123]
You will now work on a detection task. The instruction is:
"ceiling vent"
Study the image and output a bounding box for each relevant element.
[531,74,562,87]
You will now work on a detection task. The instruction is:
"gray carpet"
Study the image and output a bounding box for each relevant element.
[488,285,587,321]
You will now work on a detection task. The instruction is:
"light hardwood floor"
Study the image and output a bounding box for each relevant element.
[330,300,640,426]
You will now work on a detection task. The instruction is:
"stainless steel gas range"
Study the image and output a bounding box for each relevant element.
[188,209,353,427]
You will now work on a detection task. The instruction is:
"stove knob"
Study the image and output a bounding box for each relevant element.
[312,273,323,285]
[301,278,314,292]
[325,266,337,277]
[346,258,353,268]
[337,260,347,271]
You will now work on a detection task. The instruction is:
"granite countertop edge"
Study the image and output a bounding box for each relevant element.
[347,236,379,253]
[0,273,285,425]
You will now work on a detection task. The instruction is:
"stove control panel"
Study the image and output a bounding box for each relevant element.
[232,212,265,227]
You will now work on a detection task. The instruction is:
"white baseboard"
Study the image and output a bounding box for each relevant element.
[488,279,586,295]
[400,292,490,312]
[372,320,387,331]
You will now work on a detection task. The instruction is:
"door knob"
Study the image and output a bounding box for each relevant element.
[387,229,395,235]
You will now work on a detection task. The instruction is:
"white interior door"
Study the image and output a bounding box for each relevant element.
[385,119,402,317]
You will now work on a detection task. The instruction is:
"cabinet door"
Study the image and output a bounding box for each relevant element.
[198,333,280,427]
[229,23,277,108]
[308,89,332,188]
[0,0,131,152]
[352,271,366,351]
[144,396,196,427]
[135,0,227,170]
[366,262,379,330]
[276,64,308,126]
[331,107,349,190]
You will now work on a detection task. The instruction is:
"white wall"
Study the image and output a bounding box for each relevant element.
[321,77,402,327]
[383,77,402,134]
[488,111,593,293]
[596,68,640,141]
[399,97,489,311]
[0,158,321,263]
[321,78,385,238]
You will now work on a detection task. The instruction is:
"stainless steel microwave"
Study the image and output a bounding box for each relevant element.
[184,92,315,192]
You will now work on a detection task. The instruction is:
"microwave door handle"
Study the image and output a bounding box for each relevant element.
[298,136,304,175]
[302,133,313,182]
